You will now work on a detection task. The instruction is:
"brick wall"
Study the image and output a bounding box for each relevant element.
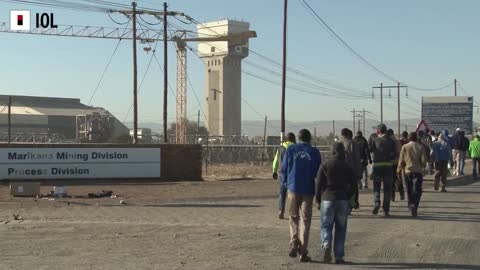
[160,144,202,181]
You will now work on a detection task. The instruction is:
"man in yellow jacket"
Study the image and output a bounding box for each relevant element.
[469,135,480,180]
[273,132,296,219]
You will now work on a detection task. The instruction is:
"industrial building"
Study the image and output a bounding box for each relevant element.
[197,20,251,136]
[0,95,129,143]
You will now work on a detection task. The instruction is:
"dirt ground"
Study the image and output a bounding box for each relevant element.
[0,163,479,270]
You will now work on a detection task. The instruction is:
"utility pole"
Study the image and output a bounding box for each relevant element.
[7,96,11,144]
[363,108,366,135]
[397,82,401,137]
[373,83,407,130]
[113,3,189,144]
[163,2,168,143]
[352,108,356,134]
[280,0,288,142]
[196,110,200,144]
[454,78,457,96]
[132,1,138,144]
[332,120,335,139]
[380,83,383,124]
[262,116,268,164]
[352,109,368,134]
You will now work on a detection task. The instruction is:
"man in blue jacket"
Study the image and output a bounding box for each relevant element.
[281,129,322,263]
[432,133,453,192]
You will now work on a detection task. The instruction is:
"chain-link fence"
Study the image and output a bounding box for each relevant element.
[202,145,331,166]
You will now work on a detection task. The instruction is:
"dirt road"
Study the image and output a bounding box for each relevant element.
[0,171,479,270]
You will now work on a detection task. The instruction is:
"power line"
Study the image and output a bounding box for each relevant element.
[299,0,455,92]
[187,17,372,98]
[87,38,123,105]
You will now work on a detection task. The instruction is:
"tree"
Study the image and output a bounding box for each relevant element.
[167,120,209,137]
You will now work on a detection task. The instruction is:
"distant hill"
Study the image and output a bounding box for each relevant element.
[126,118,437,137]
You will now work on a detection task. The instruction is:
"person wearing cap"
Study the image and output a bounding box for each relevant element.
[432,133,453,192]
[468,135,480,180]
[272,132,296,219]
[370,124,398,217]
[281,129,322,262]
[316,142,358,264]
[452,128,469,176]
[397,132,427,217]
[354,131,372,189]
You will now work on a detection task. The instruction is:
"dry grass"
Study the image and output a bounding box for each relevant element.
[203,163,271,181]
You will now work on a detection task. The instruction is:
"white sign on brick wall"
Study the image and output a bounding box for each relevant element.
[0,148,161,180]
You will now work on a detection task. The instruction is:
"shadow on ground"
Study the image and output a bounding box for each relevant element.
[352,262,480,269]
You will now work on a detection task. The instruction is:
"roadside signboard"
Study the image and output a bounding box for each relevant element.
[422,96,474,134]
[0,148,161,180]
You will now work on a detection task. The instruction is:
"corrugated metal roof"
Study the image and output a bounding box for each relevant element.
[0,95,109,116]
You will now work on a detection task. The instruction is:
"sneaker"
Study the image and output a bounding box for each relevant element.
[400,193,405,201]
[322,246,332,263]
[384,211,390,217]
[299,255,311,263]
[372,206,380,215]
[335,259,346,264]
[434,181,439,191]
[278,211,284,220]
[441,187,447,192]
[411,207,418,217]
[288,247,298,258]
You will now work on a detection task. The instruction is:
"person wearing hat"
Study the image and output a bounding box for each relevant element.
[369,124,398,216]
[272,132,296,219]
[281,129,322,262]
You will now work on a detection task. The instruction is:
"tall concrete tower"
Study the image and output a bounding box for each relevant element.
[197,20,251,136]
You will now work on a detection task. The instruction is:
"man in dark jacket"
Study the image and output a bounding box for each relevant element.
[370,124,398,216]
[340,128,361,210]
[316,142,358,264]
[354,131,372,189]
[272,132,296,219]
[281,129,322,263]
[387,129,404,202]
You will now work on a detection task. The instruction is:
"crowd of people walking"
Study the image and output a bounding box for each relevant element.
[272,125,478,264]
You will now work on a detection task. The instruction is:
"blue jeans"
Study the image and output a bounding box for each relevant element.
[405,173,423,209]
[278,177,287,212]
[320,200,350,260]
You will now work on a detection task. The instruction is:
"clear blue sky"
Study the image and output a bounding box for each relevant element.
[1,0,479,126]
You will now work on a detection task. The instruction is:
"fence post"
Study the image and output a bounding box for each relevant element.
[205,134,209,176]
